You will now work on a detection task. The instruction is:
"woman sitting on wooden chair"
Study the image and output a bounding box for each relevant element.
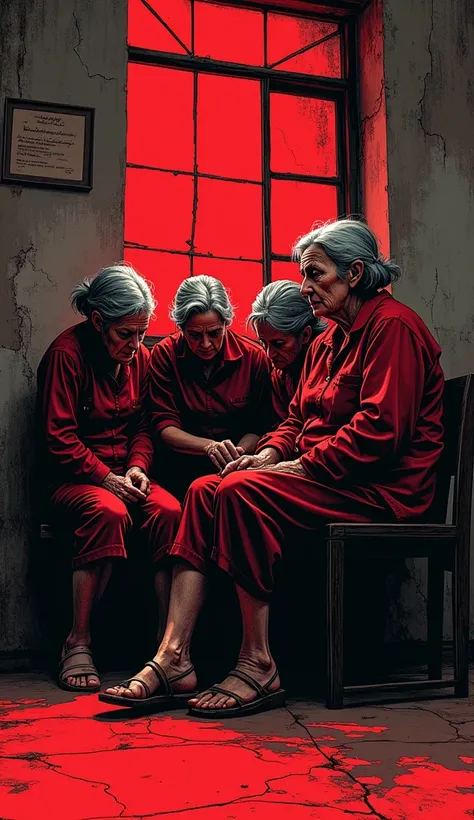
[101,219,444,718]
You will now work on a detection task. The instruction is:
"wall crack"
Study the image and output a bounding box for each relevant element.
[73,12,116,82]
[417,0,447,166]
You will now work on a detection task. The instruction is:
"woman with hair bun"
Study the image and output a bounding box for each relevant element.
[37,263,182,694]
[248,279,326,424]
[102,219,444,718]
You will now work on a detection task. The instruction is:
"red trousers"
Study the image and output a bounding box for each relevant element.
[167,471,393,601]
[51,481,181,569]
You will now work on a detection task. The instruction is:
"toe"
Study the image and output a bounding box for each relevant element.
[88,675,100,688]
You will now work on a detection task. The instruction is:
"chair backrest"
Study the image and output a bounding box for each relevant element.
[433,374,474,530]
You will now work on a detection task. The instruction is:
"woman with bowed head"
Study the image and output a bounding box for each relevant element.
[37,264,182,693]
[148,274,271,502]
[102,218,444,718]
[249,279,327,424]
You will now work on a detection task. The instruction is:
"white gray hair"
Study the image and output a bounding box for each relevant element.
[293,218,401,296]
[71,262,156,324]
[170,275,234,329]
[248,280,326,337]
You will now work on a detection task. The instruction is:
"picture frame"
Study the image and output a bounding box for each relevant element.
[1,98,94,192]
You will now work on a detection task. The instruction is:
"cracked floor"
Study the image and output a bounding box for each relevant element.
[0,670,473,819]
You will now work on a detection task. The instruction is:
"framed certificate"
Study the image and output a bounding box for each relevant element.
[1,98,94,191]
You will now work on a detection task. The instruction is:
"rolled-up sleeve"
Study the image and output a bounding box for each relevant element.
[149,343,183,436]
[38,350,110,485]
[300,319,427,483]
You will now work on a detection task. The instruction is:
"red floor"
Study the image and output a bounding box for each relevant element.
[0,672,473,819]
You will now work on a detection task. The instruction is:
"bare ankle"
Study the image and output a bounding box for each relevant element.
[66,633,91,649]
[158,640,191,667]
[238,651,274,672]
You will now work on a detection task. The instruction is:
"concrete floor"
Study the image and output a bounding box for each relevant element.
[0,671,473,819]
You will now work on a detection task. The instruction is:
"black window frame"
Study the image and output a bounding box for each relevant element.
[126,0,360,342]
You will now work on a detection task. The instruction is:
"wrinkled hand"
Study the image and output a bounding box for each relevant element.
[220,448,279,478]
[126,466,151,496]
[102,472,147,503]
[263,459,307,477]
[204,439,244,471]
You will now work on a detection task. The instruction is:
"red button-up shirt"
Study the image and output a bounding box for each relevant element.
[149,329,271,443]
[271,347,308,425]
[258,291,444,520]
[37,322,153,486]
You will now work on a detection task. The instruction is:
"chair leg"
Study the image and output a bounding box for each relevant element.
[427,555,445,679]
[326,538,344,709]
[453,538,470,697]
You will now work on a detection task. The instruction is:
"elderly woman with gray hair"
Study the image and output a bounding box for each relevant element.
[148,274,271,503]
[249,279,326,424]
[37,264,182,693]
[102,218,444,718]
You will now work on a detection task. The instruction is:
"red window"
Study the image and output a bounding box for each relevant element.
[125,0,353,336]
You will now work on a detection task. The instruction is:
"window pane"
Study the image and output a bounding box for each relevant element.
[194,178,263,260]
[194,257,263,334]
[194,2,264,66]
[270,94,337,177]
[128,0,188,54]
[274,38,341,78]
[271,260,302,285]
[124,168,194,251]
[127,64,194,171]
[271,180,338,255]
[267,13,337,67]
[197,75,261,181]
[124,248,190,336]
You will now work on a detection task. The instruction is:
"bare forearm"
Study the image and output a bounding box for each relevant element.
[160,425,214,456]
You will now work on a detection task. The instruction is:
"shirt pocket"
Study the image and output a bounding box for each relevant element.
[327,373,362,423]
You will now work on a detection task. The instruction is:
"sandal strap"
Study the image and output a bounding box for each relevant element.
[127,676,151,698]
[144,660,172,697]
[59,644,99,680]
[204,685,246,707]
[228,669,269,698]
[167,665,195,686]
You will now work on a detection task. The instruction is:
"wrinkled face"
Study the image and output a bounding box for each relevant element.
[256,322,312,370]
[300,245,356,319]
[183,310,227,360]
[91,311,149,363]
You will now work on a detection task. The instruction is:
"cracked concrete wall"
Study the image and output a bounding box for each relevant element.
[0,0,127,655]
[382,0,474,640]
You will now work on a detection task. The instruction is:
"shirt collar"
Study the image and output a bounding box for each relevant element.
[320,290,392,348]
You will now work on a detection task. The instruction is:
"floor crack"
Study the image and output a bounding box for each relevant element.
[285,705,391,820]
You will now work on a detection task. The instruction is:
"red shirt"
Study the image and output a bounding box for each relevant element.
[271,347,308,425]
[37,322,153,486]
[149,329,271,443]
[258,291,444,520]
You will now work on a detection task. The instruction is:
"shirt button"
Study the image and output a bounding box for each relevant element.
[325,376,330,382]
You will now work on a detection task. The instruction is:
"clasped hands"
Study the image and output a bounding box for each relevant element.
[102,466,151,504]
[204,441,305,478]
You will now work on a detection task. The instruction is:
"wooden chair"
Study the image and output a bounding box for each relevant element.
[325,374,474,708]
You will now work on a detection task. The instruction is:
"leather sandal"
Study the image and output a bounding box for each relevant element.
[58,644,101,693]
[188,668,286,719]
[98,660,198,710]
